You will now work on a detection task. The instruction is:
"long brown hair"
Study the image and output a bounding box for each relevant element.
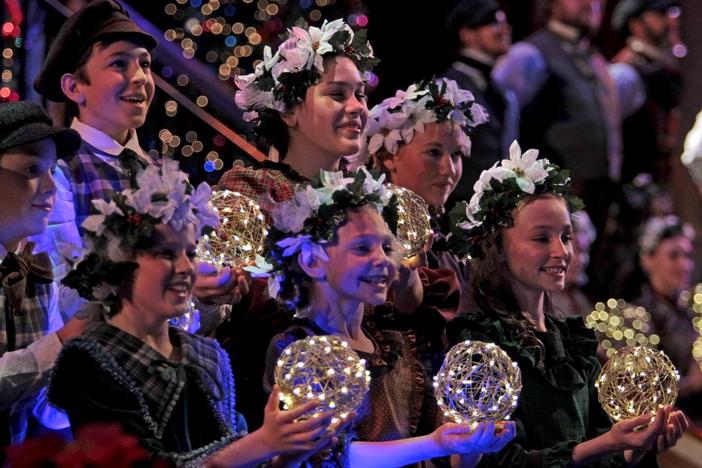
[470,194,568,364]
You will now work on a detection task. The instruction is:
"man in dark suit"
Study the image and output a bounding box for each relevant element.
[443,0,518,209]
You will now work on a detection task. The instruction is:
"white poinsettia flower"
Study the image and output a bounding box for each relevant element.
[358,167,385,195]
[380,129,404,154]
[502,141,549,193]
[267,273,282,299]
[276,235,330,264]
[273,37,312,80]
[444,79,474,105]
[319,170,355,194]
[400,126,416,145]
[82,214,106,235]
[469,103,490,127]
[449,108,468,127]
[456,131,472,156]
[105,233,132,263]
[243,254,274,277]
[84,200,123,235]
[189,182,219,232]
[272,200,313,233]
[235,79,275,111]
[262,45,280,71]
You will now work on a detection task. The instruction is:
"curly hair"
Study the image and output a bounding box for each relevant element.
[470,194,572,365]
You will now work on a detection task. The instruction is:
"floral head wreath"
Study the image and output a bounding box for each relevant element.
[63,159,219,309]
[245,167,398,313]
[449,141,584,259]
[639,215,695,255]
[234,18,378,125]
[350,77,488,170]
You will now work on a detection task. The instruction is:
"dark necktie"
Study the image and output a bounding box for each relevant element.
[119,148,147,185]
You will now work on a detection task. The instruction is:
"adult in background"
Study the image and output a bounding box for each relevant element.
[493,0,620,234]
[610,0,683,183]
[443,0,518,210]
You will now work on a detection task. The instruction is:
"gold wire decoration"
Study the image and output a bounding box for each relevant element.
[585,298,660,358]
[680,283,702,370]
[387,184,433,262]
[596,346,679,422]
[196,190,268,267]
[275,335,371,424]
[433,340,522,425]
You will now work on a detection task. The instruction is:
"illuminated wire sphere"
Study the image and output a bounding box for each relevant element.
[585,298,660,358]
[196,190,268,266]
[388,184,432,260]
[433,340,522,424]
[275,335,371,423]
[596,346,679,422]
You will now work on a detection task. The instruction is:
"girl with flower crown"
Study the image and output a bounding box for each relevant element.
[447,143,688,466]
[256,168,516,467]
[48,161,338,466]
[353,77,488,374]
[214,18,425,430]
[218,18,378,215]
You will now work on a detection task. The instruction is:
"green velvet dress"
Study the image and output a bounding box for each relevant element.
[448,313,628,467]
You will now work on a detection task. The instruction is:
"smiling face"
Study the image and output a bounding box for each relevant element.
[126,224,197,321]
[285,56,368,160]
[0,139,57,250]
[319,206,398,307]
[68,39,154,144]
[641,234,694,298]
[502,196,573,299]
[384,121,464,209]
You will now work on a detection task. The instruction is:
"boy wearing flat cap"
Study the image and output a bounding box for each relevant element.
[33,0,158,239]
[0,102,87,448]
[610,0,682,183]
[33,0,245,316]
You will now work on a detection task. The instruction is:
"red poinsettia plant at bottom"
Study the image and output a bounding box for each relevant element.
[4,422,170,467]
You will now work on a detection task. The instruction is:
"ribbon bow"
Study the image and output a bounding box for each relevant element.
[0,242,54,314]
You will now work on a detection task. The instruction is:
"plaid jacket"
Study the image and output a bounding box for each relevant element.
[1,245,63,445]
[49,322,245,465]
[216,160,308,221]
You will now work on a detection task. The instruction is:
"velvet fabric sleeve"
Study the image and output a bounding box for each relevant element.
[49,346,174,460]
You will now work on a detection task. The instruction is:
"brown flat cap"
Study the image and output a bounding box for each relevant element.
[33,0,158,102]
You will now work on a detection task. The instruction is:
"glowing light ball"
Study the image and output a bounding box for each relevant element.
[585,298,660,358]
[196,190,268,267]
[388,184,432,261]
[275,335,370,423]
[433,340,522,424]
[596,346,679,422]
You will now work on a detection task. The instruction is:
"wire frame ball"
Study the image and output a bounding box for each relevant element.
[596,346,679,422]
[433,340,522,424]
[196,190,268,267]
[388,184,433,261]
[275,335,371,423]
